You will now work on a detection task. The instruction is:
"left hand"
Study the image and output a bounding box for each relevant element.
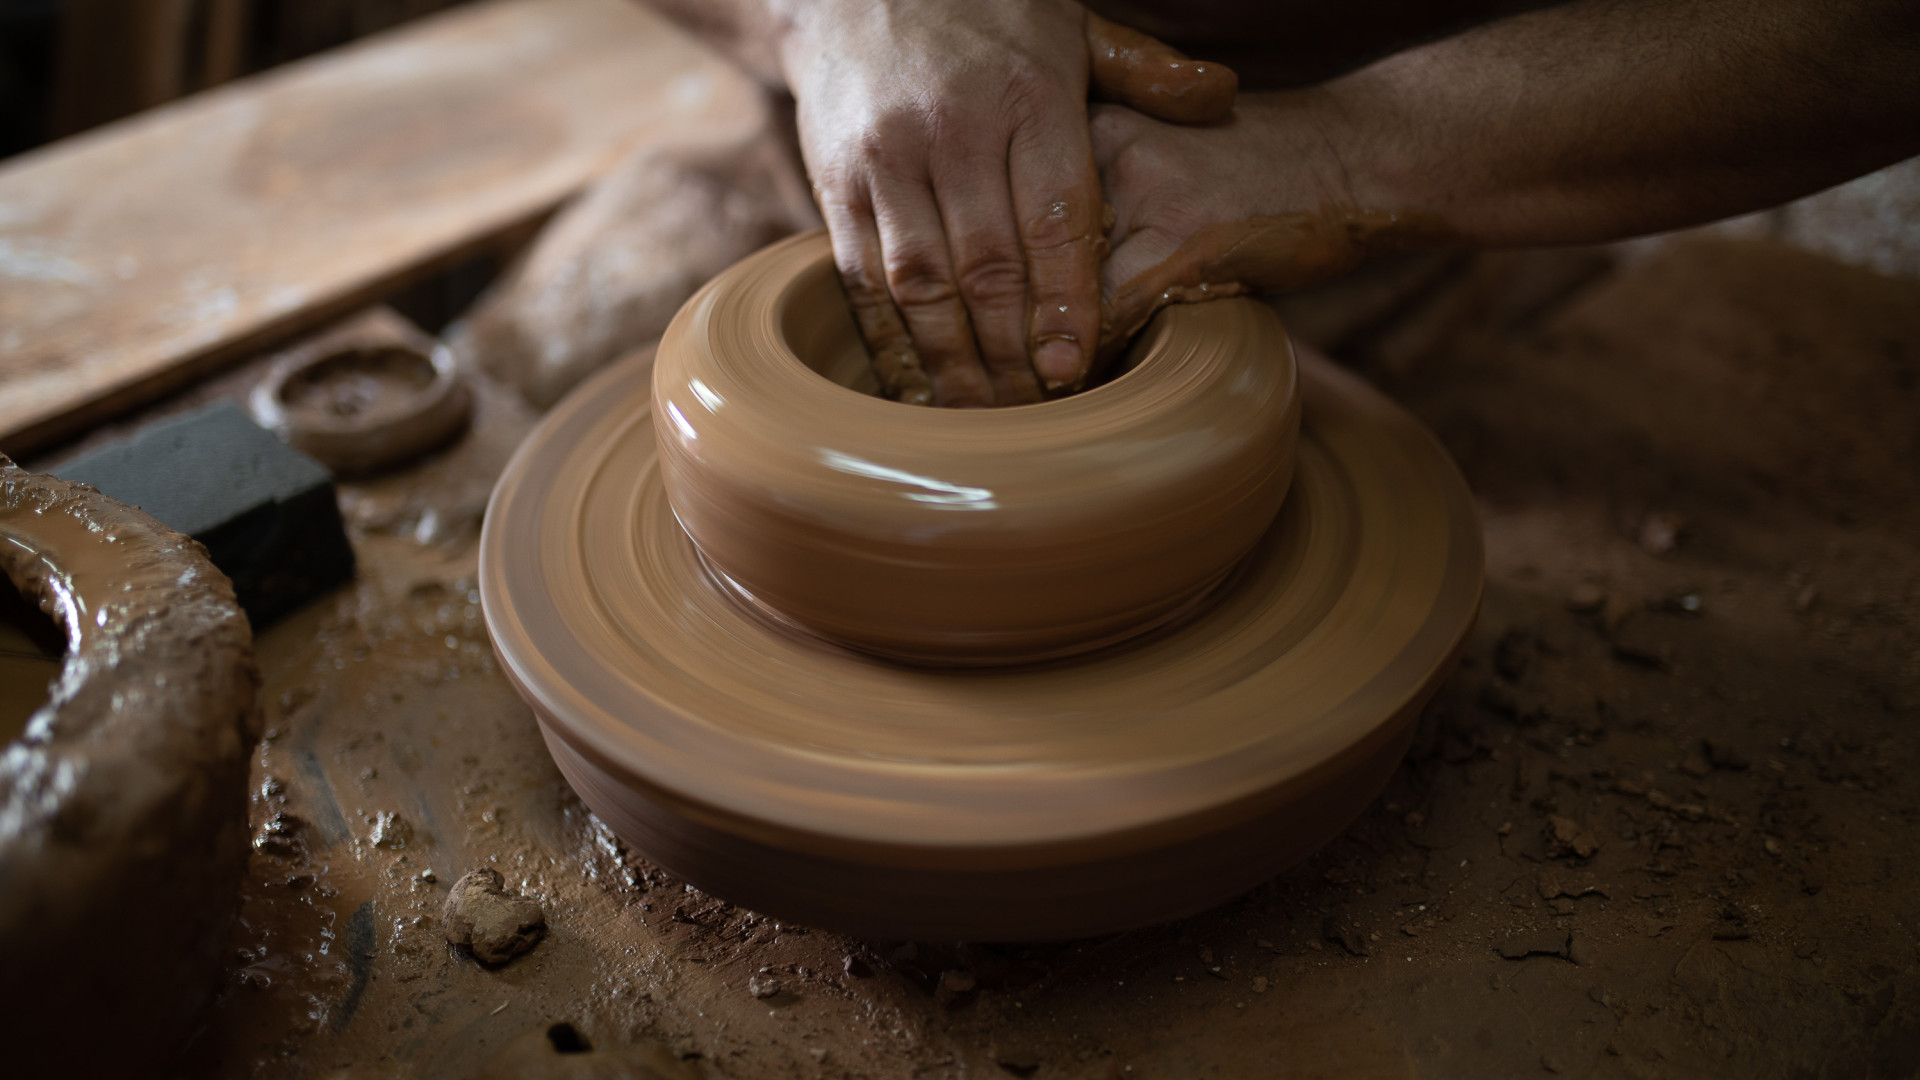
[1091,95,1449,345]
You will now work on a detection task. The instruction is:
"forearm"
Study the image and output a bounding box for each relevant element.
[1324,0,1920,247]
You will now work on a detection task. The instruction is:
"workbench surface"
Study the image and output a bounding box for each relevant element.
[120,237,1920,1080]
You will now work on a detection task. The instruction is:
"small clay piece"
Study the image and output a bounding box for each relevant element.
[450,95,818,409]
[54,399,355,628]
[0,456,259,1074]
[480,235,1483,939]
[444,867,547,965]
[655,231,1300,664]
[250,307,472,476]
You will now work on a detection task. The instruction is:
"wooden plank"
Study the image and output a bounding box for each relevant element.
[0,0,763,455]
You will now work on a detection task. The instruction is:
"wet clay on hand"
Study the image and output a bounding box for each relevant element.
[1086,12,1238,126]
[0,458,259,1073]
[480,233,1483,939]
[854,16,1237,409]
[1103,207,1457,347]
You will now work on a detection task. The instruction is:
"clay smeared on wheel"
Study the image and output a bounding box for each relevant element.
[0,458,259,1070]
[480,235,1482,940]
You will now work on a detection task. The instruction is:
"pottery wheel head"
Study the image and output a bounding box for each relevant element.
[480,233,1482,938]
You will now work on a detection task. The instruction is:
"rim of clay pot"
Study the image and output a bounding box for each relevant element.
[0,457,258,1066]
[653,229,1301,664]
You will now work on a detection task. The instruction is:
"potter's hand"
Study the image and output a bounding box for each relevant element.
[778,1,1236,405]
[1091,0,1920,346]
[1092,97,1447,349]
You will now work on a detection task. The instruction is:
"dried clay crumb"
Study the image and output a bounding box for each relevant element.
[443,867,546,966]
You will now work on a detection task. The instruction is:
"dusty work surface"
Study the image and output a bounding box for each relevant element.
[149,239,1918,1079]
[0,0,759,456]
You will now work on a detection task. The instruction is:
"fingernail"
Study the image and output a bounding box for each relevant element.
[1034,339,1085,390]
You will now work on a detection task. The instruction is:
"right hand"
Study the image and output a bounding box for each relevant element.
[775,1,1235,406]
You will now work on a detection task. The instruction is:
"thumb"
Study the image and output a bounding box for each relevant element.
[1101,214,1373,347]
[1085,13,1238,126]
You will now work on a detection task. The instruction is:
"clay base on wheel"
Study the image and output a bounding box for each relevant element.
[481,346,1481,940]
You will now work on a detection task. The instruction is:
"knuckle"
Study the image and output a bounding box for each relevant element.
[954,248,1027,306]
[1089,104,1142,153]
[831,246,888,296]
[1022,198,1095,252]
[884,248,959,309]
[1000,56,1052,109]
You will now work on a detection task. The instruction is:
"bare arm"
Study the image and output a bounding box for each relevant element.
[1096,0,1920,339]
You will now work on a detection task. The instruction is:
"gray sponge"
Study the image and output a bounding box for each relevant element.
[54,401,355,628]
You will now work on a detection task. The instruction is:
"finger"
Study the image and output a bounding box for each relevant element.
[1102,222,1226,348]
[1009,114,1105,395]
[1104,213,1368,346]
[1089,103,1157,242]
[1085,13,1238,126]
[869,174,995,406]
[818,183,935,406]
[930,137,1044,405]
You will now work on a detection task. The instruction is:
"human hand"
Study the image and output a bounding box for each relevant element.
[776,1,1235,405]
[1091,95,1452,349]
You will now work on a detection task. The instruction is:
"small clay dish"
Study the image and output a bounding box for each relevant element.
[251,338,471,476]
[654,230,1300,665]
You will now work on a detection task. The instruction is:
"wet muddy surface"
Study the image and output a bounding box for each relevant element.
[138,238,1920,1078]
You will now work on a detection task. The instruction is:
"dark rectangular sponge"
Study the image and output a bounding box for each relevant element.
[54,401,356,628]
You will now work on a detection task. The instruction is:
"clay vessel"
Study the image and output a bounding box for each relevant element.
[0,457,259,1072]
[481,340,1482,940]
[653,230,1299,665]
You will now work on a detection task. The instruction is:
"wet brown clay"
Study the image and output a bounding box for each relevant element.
[1104,208,1459,345]
[1086,12,1239,125]
[479,241,1482,938]
[655,230,1301,664]
[0,457,259,1071]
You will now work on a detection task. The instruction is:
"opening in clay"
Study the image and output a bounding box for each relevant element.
[776,255,1157,407]
[279,344,438,423]
[778,256,887,397]
[0,569,65,745]
[546,1022,592,1054]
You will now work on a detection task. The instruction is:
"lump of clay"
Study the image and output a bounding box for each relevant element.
[444,867,547,965]
[449,96,818,409]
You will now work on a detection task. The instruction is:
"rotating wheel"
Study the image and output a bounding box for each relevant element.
[479,231,1482,940]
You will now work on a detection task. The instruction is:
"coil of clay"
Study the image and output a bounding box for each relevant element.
[0,458,259,1071]
[653,230,1300,664]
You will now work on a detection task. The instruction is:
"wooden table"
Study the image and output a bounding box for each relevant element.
[0,0,761,456]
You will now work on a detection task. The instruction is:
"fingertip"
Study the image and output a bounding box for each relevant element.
[1033,338,1087,393]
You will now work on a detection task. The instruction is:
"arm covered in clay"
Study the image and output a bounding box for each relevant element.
[640,0,1235,405]
[1094,0,1920,342]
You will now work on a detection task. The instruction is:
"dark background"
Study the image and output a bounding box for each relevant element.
[0,0,472,160]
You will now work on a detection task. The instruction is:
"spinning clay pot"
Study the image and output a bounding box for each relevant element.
[653,231,1300,664]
